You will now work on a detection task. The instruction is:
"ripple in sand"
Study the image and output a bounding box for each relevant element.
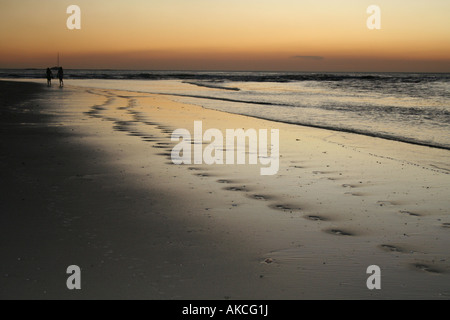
[325,229,354,236]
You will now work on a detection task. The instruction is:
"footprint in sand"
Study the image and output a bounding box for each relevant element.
[412,263,442,274]
[156,152,172,157]
[128,132,145,137]
[85,112,102,118]
[269,204,302,213]
[344,192,366,197]
[144,122,160,126]
[325,229,354,236]
[156,126,174,135]
[225,186,250,192]
[217,179,233,184]
[248,194,274,201]
[113,126,128,132]
[399,210,422,217]
[195,173,212,178]
[191,141,212,147]
[152,145,170,149]
[305,215,329,222]
[115,121,135,126]
[379,244,406,253]
[377,200,399,207]
[156,152,173,161]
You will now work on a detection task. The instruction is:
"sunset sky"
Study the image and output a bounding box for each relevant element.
[0,0,449,72]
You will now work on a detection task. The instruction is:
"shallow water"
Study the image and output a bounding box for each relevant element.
[2,70,449,149]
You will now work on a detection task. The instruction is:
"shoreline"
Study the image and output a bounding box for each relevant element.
[1,80,449,299]
[3,76,449,151]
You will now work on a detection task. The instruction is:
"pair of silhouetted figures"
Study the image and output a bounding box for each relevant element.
[46,67,64,87]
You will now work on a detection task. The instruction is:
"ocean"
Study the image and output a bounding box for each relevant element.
[1,69,449,150]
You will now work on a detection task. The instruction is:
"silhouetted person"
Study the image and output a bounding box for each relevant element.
[46,68,53,87]
[57,67,64,87]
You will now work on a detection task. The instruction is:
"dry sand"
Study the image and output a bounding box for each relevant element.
[0,80,449,299]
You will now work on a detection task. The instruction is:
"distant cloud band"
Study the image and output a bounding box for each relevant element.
[292,55,325,60]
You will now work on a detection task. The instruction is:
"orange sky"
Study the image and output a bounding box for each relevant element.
[0,0,449,71]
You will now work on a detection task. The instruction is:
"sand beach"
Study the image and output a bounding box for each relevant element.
[0,79,449,300]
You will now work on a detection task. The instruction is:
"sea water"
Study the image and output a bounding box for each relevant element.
[2,70,449,149]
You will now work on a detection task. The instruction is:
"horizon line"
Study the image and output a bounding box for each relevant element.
[2,68,450,74]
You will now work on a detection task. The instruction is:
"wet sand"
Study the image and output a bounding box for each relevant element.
[0,80,449,299]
